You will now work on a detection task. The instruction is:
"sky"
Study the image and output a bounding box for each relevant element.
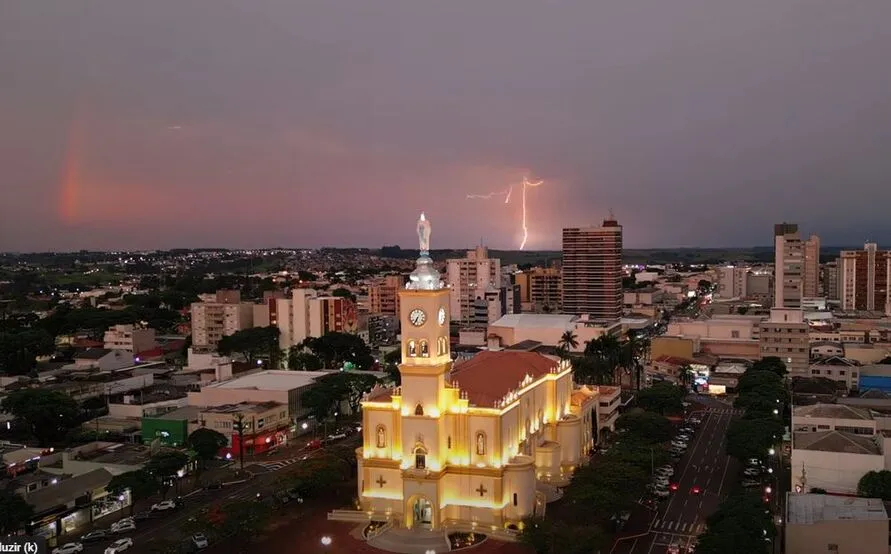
[2,1,891,252]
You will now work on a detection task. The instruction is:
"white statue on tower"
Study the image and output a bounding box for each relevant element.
[417,212,431,254]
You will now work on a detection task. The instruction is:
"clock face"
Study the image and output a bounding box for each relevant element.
[438,307,446,325]
[409,309,427,326]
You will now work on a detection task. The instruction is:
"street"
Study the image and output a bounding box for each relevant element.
[612,403,742,554]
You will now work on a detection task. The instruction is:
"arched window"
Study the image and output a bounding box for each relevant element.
[419,340,429,357]
[376,425,387,448]
[437,337,447,356]
[414,403,424,416]
[407,340,417,357]
[447,436,452,449]
[513,493,518,506]
[475,432,487,456]
[414,446,427,470]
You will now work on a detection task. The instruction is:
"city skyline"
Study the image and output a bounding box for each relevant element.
[2,1,891,252]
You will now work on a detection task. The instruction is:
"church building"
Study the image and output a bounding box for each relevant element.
[355,213,599,532]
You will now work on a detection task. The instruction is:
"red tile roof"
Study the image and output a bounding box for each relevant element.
[653,355,696,366]
[135,348,165,360]
[450,351,558,407]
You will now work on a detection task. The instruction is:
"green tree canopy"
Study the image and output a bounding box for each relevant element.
[105,469,161,514]
[637,382,686,415]
[300,372,380,419]
[278,454,348,498]
[300,332,374,370]
[697,491,775,554]
[615,410,672,444]
[190,500,271,552]
[144,451,189,497]
[0,329,55,375]
[518,516,608,554]
[286,348,323,371]
[726,418,783,462]
[1,388,81,446]
[858,470,891,500]
[750,356,788,376]
[217,326,281,366]
[0,489,34,535]
[737,370,782,395]
[187,428,228,464]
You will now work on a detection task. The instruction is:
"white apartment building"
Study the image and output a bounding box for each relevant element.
[774,223,804,309]
[716,266,749,298]
[103,324,156,353]
[190,291,255,348]
[759,308,809,375]
[276,289,358,352]
[447,246,500,324]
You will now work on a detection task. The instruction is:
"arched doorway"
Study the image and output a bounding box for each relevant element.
[406,495,434,529]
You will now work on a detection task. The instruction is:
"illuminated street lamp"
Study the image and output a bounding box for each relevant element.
[768,448,776,456]
[321,536,332,546]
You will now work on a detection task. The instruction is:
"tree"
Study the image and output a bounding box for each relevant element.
[0,329,55,375]
[286,348,323,371]
[637,382,685,415]
[750,356,788,377]
[0,489,34,535]
[280,454,349,498]
[217,326,281,366]
[736,370,783,396]
[698,491,775,554]
[144,451,189,498]
[677,364,695,388]
[190,500,271,553]
[105,470,160,515]
[187,428,228,467]
[584,335,624,385]
[615,410,672,444]
[558,331,578,359]
[1,388,81,446]
[726,418,783,462]
[858,470,891,500]
[301,332,374,370]
[300,372,379,420]
[624,332,649,391]
[330,287,356,302]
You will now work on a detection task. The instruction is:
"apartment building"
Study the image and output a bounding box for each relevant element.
[368,275,403,315]
[515,267,562,313]
[190,290,255,348]
[759,308,809,376]
[716,266,749,298]
[276,289,358,351]
[103,324,156,354]
[774,223,804,309]
[803,234,821,299]
[446,246,501,324]
[562,218,623,320]
[839,243,891,313]
[823,260,840,300]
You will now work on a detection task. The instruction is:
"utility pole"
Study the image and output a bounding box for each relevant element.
[234,413,246,472]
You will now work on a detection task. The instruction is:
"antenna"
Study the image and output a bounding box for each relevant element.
[608,208,615,221]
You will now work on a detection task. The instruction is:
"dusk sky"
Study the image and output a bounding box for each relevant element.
[2,1,891,252]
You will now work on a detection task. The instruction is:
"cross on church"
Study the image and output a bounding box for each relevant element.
[376,476,387,488]
[476,484,488,497]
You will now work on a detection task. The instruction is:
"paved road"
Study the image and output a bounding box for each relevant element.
[612,406,742,554]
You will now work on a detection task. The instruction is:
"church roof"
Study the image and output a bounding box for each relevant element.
[450,351,559,407]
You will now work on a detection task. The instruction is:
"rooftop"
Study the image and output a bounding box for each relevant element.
[489,314,577,330]
[25,468,114,514]
[450,350,561,407]
[201,401,284,415]
[787,493,888,525]
[794,403,873,421]
[205,370,334,391]
[74,348,112,360]
[505,340,543,352]
[70,442,155,465]
[793,430,881,455]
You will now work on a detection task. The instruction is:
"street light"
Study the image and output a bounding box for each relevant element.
[768,448,776,456]
[321,536,332,546]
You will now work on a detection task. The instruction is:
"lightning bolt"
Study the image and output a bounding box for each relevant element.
[520,177,544,250]
[467,187,512,204]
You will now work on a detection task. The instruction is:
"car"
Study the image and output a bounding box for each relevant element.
[744,468,762,477]
[742,479,761,488]
[104,538,133,554]
[111,520,136,534]
[690,485,702,495]
[205,481,223,490]
[133,511,153,521]
[53,543,84,554]
[671,442,688,449]
[654,478,670,488]
[81,531,108,543]
[651,488,670,498]
[191,534,208,549]
[667,540,682,554]
[152,500,177,512]
[655,468,674,478]
[746,458,762,466]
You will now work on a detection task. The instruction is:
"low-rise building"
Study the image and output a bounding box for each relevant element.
[791,430,884,494]
[200,401,290,456]
[103,324,156,354]
[486,314,623,352]
[760,308,809,376]
[68,349,134,371]
[785,494,889,554]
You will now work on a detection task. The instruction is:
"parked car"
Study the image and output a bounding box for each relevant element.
[133,511,153,521]
[111,520,136,534]
[744,467,762,477]
[152,500,178,512]
[81,531,108,543]
[104,538,133,554]
[53,543,84,554]
[191,534,208,550]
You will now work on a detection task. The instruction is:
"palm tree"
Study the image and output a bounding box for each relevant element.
[558,330,579,358]
[625,332,650,391]
[678,364,694,388]
[583,335,623,385]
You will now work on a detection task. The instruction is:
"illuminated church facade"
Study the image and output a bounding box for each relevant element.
[356,214,599,531]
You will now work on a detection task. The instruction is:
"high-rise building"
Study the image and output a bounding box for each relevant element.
[822,261,839,300]
[446,246,500,324]
[369,275,404,315]
[717,266,749,299]
[276,289,359,351]
[839,243,891,313]
[802,234,821,298]
[774,223,804,309]
[190,290,256,348]
[514,268,561,313]
[759,308,809,376]
[562,218,623,320]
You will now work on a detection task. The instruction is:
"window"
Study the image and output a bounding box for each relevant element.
[513,493,518,506]
[731,330,740,339]
[447,436,452,449]
[415,447,427,470]
[408,340,417,357]
[437,337,448,356]
[376,425,387,448]
[476,432,487,455]
[419,340,429,357]
[415,403,424,416]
